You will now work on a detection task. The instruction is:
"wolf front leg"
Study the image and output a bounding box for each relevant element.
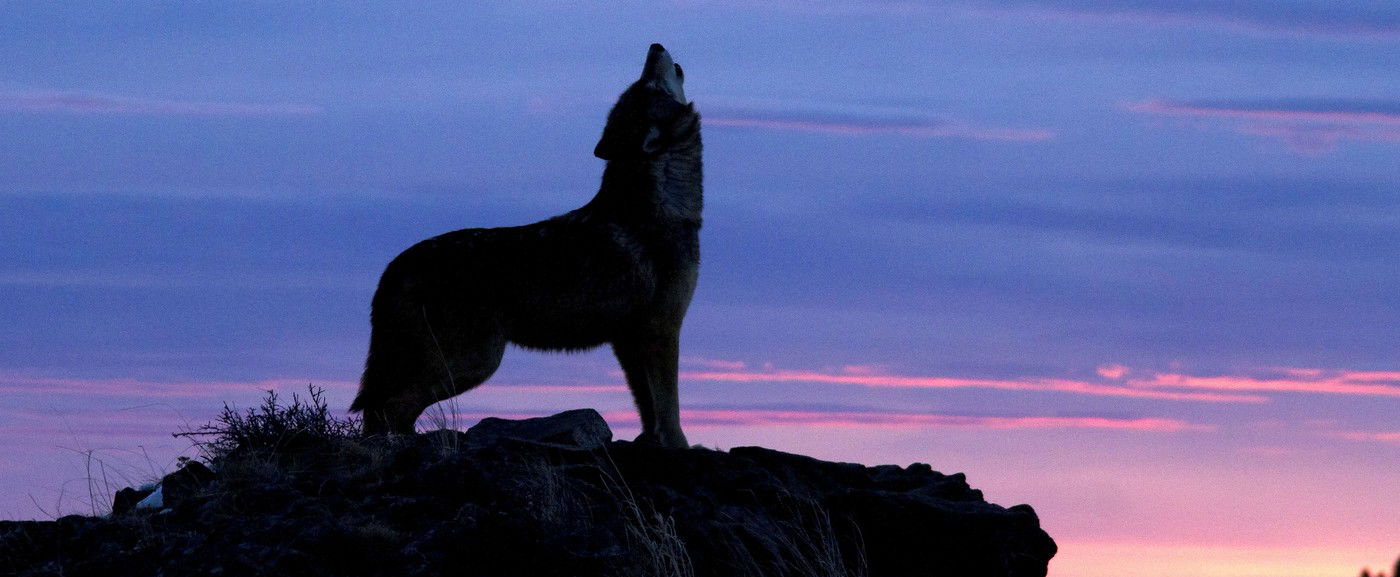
[613,330,689,448]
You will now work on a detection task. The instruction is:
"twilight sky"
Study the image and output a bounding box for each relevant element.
[1,3,1396,576]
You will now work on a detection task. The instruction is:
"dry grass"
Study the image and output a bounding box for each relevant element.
[716,495,866,577]
[32,443,173,518]
[595,448,695,577]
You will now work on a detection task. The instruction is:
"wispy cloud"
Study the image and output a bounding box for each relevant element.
[392,405,1207,434]
[680,356,749,371]
[706,100,1054,142]
[1130,99,1400,125]
[683,362,1400,402]
[1131,369,1400,398]
[1096,364,1129,379]
[600,407,1209,433]
[1331,430,1400,444]
[0,270,367,290]
[748,1,1400,38]
[486,383,629,394]
[1128,99,1400,154]
[680,366,1266,403]
[948,1,1400,39]
[0,90,322,117]
[0,374,355,399]
[0,409,203,442]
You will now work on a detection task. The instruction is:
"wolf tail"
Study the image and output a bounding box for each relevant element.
[350,331,393,413]
[351,331,401,435]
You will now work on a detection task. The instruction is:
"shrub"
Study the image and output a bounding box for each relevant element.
[175,385,360,463]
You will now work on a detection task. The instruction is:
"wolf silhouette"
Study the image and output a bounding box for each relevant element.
[351,44,701,448]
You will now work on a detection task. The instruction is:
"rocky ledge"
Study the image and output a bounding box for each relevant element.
[0,409,1055,577]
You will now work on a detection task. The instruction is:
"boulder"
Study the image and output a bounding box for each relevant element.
[465,408,613,450]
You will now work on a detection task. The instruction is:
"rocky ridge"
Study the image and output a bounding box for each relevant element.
[0,408,1056,576]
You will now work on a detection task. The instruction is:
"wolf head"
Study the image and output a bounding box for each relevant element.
[594,43,697,160]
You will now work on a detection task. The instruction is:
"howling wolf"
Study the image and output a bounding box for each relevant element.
[351,44,701,448]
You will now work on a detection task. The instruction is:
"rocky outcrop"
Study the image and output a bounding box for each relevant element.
[0,409,1055,577]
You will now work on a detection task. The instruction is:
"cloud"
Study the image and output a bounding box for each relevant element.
[705,100,1054,142]
[1331,430,1400,444]
[599,407,1210,433]
[301,404,1208,434]
[0,373,632,402]
[1096,364,1129,379]
[0,409,204,442]
[680,367,1266,403]
[763,2,1400,39]
[682,362,1400,402]
[1128,99,1400,154]
[1130,99,1400,125]
[946,1,1400,39]
[0,270,366,290]
[680,356,749,371]
[0,91,322,117]
[1131,369,1400,398]
[486,383,629,394]
[0,374,355,399]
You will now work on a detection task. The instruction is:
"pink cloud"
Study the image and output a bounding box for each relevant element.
[1131,370,1400,398]
[0,374,355,399]
[1130,100,1400,126]
[952,3,1400,40]
[487,384,628,393]
[1342,371,1400,382]
[1127,99,1400,154]
[1239,124,1400,155]
[680,368,1265,403]
[1332,430,1400,444]
[0,411,199,443]
[598,408,1209,433]
[419,405,1210,435]
[837,364,887,376]
[1096,364,1129,379]
[768,3,1400,40]
[706,115,1055,142]
[0,91,322,117]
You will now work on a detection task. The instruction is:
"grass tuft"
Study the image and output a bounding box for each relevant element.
[174,385,360,463]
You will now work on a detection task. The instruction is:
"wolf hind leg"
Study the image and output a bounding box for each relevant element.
[613,330,687,448]
[361,310,507,435]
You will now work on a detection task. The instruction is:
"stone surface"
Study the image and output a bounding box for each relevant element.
[0,410,1055,577]
[465,408,614,450]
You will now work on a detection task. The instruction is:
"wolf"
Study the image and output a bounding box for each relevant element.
[350,44,701,448]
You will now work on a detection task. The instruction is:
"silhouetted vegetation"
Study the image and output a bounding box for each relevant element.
[1,392,1055,576]
[1357,556,1400,577]
[174,385,360,462]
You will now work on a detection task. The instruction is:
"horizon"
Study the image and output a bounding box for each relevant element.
[1,3,1396,576]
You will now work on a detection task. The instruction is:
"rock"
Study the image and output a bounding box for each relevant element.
[161,460,215,507]
[465,408,613,450]
[0,409,1054,577]
[111,484,157,515]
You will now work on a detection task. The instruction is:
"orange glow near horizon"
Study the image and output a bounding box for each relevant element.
[1052,543,1396,577]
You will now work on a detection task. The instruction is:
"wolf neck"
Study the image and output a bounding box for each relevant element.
[592,125,702,226]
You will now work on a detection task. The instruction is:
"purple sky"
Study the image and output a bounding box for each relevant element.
[2,3,1397,576]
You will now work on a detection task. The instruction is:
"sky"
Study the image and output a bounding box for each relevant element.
[1,2,1396,575]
